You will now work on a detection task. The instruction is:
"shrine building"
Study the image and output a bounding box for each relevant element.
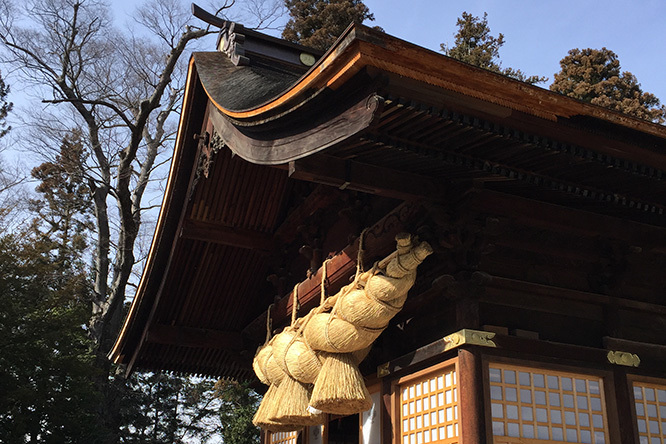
[111,12,666,444]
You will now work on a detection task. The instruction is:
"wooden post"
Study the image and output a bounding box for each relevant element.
[381,378,395,444]
[611,368,638,444]
[458,348,487,444]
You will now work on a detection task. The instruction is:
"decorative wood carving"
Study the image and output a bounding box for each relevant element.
[423,202,497,272]
[201,132,224,179]
[588,237,634,294]
[243,201,423,342]
[190,130,224,201]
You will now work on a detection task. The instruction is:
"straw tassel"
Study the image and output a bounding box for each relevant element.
[309,352,372,415]
[269,376,326,426]
[268,285,326,426]
[253,384,304,432]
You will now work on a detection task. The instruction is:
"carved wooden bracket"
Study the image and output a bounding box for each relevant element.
[424,202,498,272]
[588,237,635,294]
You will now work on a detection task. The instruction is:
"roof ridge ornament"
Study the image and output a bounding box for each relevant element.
[192,3,321,68]
[219,22,250,66]
[191,3,249,66]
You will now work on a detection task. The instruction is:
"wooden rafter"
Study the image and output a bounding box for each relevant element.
[180,219,275,251]
[146,324,244,351]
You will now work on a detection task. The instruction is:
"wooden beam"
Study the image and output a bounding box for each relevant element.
[146,324,244,351]
[469,189,666,251]
[604,337,666,362]
[477,273,666,317]
[180,219,275,251]
[288,153,442,201]
[610,368,638,443]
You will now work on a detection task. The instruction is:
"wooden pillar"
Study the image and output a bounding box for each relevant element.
[455,295,480,330]
[611,368,638,444]
[458,348,487,444]
[381,377,395,444]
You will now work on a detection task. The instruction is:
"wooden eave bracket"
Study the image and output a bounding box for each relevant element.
[377,328,496,377]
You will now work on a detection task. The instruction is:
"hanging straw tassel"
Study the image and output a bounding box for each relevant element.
[309,352,372,415]
[253,304,275,385]
[270,284,327,426]
[269,376,326,426]
[252,303,301,433]
[253,384,304,432]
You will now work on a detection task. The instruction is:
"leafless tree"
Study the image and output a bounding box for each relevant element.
[0,0,283,365]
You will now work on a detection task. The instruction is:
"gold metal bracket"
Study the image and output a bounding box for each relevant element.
[607,350,640,367]
[444,329,497,349]
[377,362,390,378]
[377,329,496,378]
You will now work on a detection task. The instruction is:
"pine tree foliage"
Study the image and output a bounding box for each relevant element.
[441,12,546,85]
[282,0,376,50]
[214,380,261,444]
[0,70,11,138]
[29,130,94,267]
[550,47,666,123]
[116,373,220,443]
[0,134,102,442]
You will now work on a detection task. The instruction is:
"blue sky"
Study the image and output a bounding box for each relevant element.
[362,0,666,102]
[4,0,665,129]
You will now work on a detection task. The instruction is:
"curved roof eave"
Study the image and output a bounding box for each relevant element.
[202,24,666,142]
[109,57,205,367]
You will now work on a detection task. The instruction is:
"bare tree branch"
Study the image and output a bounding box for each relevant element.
[42,98,136,129]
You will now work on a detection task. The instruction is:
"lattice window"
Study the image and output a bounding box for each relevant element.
[633,381,666,444]
[489,364,609,444]
[270,430,299,444]
[400,365,459,444]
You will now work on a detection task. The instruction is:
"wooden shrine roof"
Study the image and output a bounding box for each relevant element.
[110,22,666,379]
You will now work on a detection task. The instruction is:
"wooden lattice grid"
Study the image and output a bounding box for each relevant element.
[489,363,610,444]
[399,364,459,444]
[270,430,299,444]
[633,381,666,444]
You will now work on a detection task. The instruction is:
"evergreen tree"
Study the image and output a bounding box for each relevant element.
[441,12,546,85]
[28,130,94,268]
[0,70,11,138]
[550,47,666,123]
[282,0,376,50]
[0,133,102,442]
[215,380,261,444]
